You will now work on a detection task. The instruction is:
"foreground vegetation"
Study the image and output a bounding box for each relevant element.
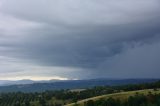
[0,81,160,106]
[67,89,160,106]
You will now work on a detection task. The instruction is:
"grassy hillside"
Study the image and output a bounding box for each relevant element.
[66,89,160,106]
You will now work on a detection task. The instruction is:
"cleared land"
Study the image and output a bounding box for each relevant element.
[65,89,160,106]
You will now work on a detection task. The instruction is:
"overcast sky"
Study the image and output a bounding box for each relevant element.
[0,0,160,80]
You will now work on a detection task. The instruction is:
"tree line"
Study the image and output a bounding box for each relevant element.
[0,81,160,106]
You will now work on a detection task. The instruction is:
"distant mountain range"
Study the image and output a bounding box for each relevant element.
[0,79,62,86]
[0,78,159,92]
[0,79,35,86]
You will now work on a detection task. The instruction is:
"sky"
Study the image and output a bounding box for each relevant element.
[0,0,160,80]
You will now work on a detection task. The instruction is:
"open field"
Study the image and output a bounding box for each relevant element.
[65,89,160,106]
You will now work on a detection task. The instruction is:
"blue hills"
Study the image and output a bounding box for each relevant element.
[0,78,159,92]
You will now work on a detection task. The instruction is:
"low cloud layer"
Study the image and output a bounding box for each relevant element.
[0,0,160,80]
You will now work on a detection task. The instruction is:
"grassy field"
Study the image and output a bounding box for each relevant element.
[65,89,160,106]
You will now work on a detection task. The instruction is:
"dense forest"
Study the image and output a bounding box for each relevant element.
[0,81,160,106]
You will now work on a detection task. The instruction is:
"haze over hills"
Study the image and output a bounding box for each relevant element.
[0,79,35,86]
[0,78,159,92]
[0,79,64,86]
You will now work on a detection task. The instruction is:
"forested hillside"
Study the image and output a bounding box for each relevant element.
[0,81,160,106]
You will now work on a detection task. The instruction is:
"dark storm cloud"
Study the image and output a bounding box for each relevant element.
[0,0,160,79]
[14,21,160,69]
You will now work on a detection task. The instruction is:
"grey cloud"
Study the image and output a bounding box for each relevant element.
[1,0,160,26]
[12,21,160,69]
[96,40,160,78]
[0,0,160,79]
